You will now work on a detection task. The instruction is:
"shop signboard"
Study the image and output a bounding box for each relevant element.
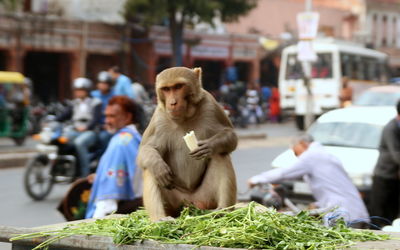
[191,45,229,58]
[86,38,121,53]
[233,47,257,59]
[154,42,186,55]
[22,34,79,49]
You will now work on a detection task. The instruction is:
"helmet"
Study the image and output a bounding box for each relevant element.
[73,77,92,90]
[97,71,112,84]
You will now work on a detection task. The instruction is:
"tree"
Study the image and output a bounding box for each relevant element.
[124,0,258,66]
[0,0,21,11]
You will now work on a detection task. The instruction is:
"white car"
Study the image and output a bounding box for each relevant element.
[353,85,400,107]
[271,106,396,202]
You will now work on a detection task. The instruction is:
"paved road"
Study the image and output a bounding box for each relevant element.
[0,121,298,250]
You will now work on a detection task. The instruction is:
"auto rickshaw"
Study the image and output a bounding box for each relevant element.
[0,71,30,146]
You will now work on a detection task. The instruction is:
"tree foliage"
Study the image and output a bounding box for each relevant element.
[0,0,21,11]
[124,0,258,66]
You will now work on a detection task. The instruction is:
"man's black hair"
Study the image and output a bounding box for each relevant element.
[109,66,121,73]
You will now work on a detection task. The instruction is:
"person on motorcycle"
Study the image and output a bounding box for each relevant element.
[91,71,115,153]
[56,77,102,177]
[91,71,114,118]
[108,66,135,99]
[247,134,369,227]
[85,96,142,219]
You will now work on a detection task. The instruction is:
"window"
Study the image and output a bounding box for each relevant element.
[309,122,382,149]
[340,53,385,81]
[285,53,333,80]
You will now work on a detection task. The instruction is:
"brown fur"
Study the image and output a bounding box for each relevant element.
[137,67,238,221]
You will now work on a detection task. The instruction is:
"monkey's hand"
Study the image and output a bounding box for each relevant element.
[149,163,175,189]
[189,139,213,160]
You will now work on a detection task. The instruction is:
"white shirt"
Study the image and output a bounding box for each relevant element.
[72,97,101,129]
[250,142,369,222]
[131,82,149,105]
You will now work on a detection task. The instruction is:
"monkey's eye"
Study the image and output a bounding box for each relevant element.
[173,83,185,90]
[161,87,171,92]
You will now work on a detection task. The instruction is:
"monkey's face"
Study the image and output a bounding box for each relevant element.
[160,83,189,120]
[156,67,204,121]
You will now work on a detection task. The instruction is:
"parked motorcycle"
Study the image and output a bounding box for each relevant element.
[24,116,99,201]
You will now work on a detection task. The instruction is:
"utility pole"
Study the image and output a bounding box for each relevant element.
[303,0,313,130]
[297,0,318,130]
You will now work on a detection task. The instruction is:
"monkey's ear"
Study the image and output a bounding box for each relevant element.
[192,67,203,89]
[190,67,204,104]
[193,67,202,80]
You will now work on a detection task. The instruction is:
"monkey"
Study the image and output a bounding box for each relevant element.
[137,67,238,221]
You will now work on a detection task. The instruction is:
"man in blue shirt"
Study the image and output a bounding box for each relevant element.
[108,66,135,99]
[85,96,142,219]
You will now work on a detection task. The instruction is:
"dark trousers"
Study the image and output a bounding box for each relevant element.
[369,176,400,228]
[117,197,143,214]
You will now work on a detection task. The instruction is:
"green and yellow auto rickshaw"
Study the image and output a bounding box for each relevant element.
[0,71,30,146]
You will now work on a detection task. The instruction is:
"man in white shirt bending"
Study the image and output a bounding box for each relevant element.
[248,134,369,226]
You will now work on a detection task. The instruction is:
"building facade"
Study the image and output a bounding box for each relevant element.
[132,26,262,93]
[224,0,362,41]
[0,13,125,103]
[224,0,400,77]
[0,0,263,102]
[362,0,400,74]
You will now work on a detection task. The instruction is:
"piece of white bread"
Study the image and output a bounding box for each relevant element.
[183,130,198,151]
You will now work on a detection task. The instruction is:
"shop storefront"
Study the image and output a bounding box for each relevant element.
[131,26,262,91]
[0,14,123,103]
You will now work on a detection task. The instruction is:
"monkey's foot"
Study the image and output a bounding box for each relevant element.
[157,216,175,222]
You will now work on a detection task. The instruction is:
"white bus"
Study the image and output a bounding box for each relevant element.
[279,38,388,129]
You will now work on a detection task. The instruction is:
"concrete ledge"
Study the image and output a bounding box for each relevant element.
[237,133,267,140]
[1,225,241,250]
[0,152,36,169]
[2,224,400,250]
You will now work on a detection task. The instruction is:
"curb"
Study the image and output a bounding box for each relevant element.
[237,133,267,140]
[0,151,37,169]
[0,133,268,169]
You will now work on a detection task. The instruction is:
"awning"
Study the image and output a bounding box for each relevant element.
[259,37,279,51]
[0,71,25,84]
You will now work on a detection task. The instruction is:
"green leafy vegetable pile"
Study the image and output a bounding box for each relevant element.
[11,202,389,249]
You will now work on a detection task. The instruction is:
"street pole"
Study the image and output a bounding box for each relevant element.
[303,0,314,130]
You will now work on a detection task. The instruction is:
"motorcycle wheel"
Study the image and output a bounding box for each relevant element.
[24,154,54,201]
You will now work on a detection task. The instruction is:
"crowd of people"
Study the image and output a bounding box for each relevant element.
[218,79,281,127]
[55,66,151,219]
[55,67,150,177]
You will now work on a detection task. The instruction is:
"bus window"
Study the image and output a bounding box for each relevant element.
[311,53,332,78]
[341,53,352,78]
[365,58,379,81]
[353,56,362,79]
[361,57,369,80]
[286,54,303,80]
[341,53,387,82]
[286,53,332,80]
